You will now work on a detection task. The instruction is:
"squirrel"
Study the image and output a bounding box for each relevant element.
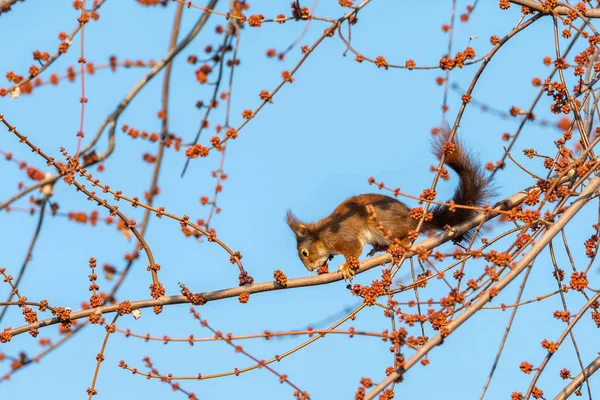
[286,127,490,280]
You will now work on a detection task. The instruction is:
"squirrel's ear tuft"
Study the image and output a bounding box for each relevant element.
[286,210,307,238]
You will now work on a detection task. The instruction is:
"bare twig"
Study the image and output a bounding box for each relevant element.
[0,199,47,323]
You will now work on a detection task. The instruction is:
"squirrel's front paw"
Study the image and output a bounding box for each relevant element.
[338,257,360,281]
[338,264,354,281]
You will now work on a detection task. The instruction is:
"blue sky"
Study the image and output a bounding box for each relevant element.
[0,1,598,399]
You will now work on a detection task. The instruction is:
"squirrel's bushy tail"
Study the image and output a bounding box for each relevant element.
[427,126,490,240]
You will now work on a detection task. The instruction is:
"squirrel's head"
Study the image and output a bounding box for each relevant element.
[286,211,330,272]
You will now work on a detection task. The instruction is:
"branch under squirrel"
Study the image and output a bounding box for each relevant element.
[6,174,563,339]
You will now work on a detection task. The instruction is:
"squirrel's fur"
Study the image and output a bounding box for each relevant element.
[286,128,490,279]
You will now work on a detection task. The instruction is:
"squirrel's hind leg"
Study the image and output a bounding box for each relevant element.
[366,243,389,257]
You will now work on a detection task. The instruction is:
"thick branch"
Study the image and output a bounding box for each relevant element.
[364,175,600,400]
[554,355,600,400]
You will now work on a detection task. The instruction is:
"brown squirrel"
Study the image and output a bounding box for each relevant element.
[286,128,490,280]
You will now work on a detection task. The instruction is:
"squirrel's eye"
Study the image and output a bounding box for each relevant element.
[301,249,309,257]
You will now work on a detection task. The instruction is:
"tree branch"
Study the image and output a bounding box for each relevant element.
[510,0,600,17]
[5,176,562,339]
[553,355,600,400]
[364,174,600,400]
